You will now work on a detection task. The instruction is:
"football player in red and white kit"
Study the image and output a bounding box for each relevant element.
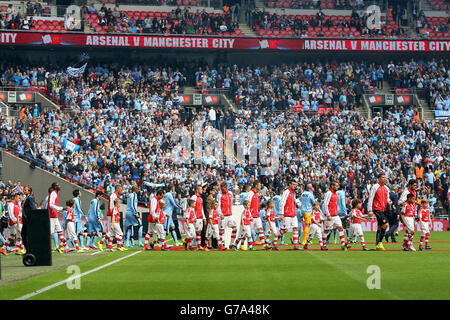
[279,180,301,250]
[304,202,327,251]
[347,199,370,251]
[107,184,123,250]
[143,189,165,251]
[191,185,207,251]
[401,193,417,251]
[154,199,169,251]
[206,200,224,250]
[107,198,127,252]
[184,199,197,251]
[64,199,84,253]
[417,198,432,251]
[264,200,280,250]
[0,193,25,256]
[246,181,267,248]
[323,181,348,250]
[235,200,254,251]
[48,183,70,253]
[217,182,237,250]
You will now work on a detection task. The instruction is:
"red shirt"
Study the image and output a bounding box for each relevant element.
[267,208,276,222]
[108,191,119,217]
[9,202,22,226]
[194,193,204,219]
[312,210,321,224]
[242,209,252,225]
[282,188,296,217]
[148,196,160,223]
[47,190,59,218]
[402,203,415,217]
[187,207,196,224]
[210,210,219,225]
[326,190,339,217]
[66,208,74,222]
[249,189,260,218]
[112,207,121,224]
[419,208,430,222]
[156,208,165,224]
[351,209,363,224]
[220,192,233,216]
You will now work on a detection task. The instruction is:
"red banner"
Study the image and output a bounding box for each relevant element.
[1,31,449,51]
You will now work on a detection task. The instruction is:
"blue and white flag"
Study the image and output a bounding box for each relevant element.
[62,139,80,152]
[66,62,87,78]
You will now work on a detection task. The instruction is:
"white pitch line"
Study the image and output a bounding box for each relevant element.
[90,251,102,255]
[15,251,142,300]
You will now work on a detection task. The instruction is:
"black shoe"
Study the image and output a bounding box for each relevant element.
[403,247,409,251]
[391,237,396,243]
[161,247,168,251]
[425,245,432,250]
[362,248,368,251]
[150,243,154,249]
[384,236,389,243]
[273,246,279,251]
[418,247,424,251]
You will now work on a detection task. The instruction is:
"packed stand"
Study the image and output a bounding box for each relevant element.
[86,4,242,35]
[382,58,450,111]
[266,0,368,9]
[249,8,406,38]
[0,58,449,216]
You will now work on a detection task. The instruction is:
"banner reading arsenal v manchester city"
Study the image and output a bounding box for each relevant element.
[1,31,449,51]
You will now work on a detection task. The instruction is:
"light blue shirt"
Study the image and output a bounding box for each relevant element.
[163,191,181,217]
[73,197,85,221]
[300,190,315,214]
[337,190,347,216]
[126,192,138,216]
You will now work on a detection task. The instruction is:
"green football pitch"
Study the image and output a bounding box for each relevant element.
[1,231,450,300]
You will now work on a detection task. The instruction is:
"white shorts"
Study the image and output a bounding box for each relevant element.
[282,216,298,230]
[220,215,237,230]
[349,223,363,239]
[147,222,157,235]
[155,223,165,240]
[185,222,196,239]
[307,223,322,241]
[194,219,204,233]
[65,221,77,239]
[109,223,123,238]
[324,216,343,231]
[402,216,415,233]
[239,224,252,239]
[206,224,220,239]
[8,223,21,238]
[420,221,430,234]
[50,217,63,234]
[265,220,279,237]
[251,217,263,230]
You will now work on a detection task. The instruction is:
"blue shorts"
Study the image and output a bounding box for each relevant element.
[125,213,141,229]
[164,217,175,230]
[87,219,103,234]
[74,219,84,234]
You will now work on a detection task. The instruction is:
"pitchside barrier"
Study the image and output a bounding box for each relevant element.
[23,209,52,267]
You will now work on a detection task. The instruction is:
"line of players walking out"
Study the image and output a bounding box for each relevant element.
[0,172,432,256]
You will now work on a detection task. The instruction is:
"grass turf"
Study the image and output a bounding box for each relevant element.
[1,231,450,300]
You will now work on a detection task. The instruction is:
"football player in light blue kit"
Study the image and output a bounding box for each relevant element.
[73,190,88,250]
[163,184,183,247]
[86,191,106,250]
[125,186,143,247]
[273,189,284,244]
[300,183,316,245]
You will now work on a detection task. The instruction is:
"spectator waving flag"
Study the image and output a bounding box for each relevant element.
[62,138,80,152]
[66,62,87,78]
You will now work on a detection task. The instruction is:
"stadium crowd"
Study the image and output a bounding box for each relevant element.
[88,4,240,35]
[0,57,448,212]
